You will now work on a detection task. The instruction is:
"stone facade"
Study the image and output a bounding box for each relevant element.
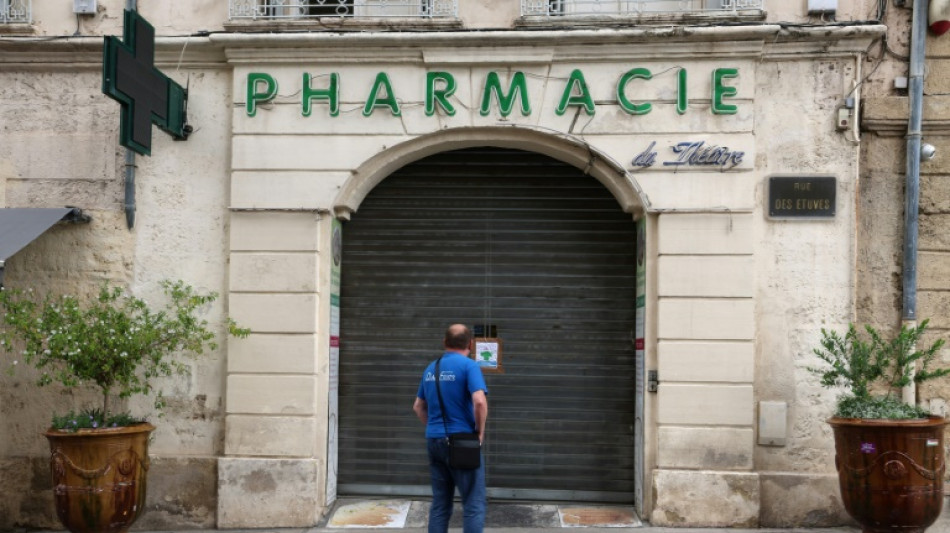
[1,0,946,530]
[857,7,950,521]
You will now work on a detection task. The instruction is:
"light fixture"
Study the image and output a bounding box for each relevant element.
[921,143,937,161]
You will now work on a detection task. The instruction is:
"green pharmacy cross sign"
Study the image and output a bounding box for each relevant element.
[102,9,190,156]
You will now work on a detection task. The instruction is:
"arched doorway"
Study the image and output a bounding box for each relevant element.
[336,146,640,503]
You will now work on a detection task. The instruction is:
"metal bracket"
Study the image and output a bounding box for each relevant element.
[173,80,193,142]
[61,207,92,224]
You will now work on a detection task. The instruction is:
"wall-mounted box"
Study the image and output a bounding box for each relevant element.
[74,0,97,15]
[807,0,837,13]
[758,401,788,446]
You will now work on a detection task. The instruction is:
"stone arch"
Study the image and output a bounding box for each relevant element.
[332,126,649,220]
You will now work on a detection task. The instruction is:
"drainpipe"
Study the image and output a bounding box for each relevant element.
[124,0,137,230]
[902,0,928,405]
[124,148,135,229]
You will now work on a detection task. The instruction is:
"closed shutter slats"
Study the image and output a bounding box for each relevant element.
[339,148,637,502]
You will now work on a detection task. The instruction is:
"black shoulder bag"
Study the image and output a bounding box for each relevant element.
[434,356,482,470]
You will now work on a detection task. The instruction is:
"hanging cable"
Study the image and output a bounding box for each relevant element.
[484,197,493,338]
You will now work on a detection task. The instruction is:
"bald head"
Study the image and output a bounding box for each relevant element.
[444,324,473,351]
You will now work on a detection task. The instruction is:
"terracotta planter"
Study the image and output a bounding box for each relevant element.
[829,416,946,533]
[45,423,155,533]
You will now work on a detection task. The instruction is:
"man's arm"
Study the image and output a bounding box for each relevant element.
[413,397,428,425]
[472,390,488,444]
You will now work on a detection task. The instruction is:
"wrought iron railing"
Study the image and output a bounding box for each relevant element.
[229,0,457,19]
[522,0,764,17]
[0,0,30,24]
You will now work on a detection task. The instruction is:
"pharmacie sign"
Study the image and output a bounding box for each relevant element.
[244,66,742,118]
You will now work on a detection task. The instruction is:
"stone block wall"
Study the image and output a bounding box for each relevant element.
[0,53,234,530]
[649,213,758,527]
[915,30,950,420]
[0,67,132,530]
[858,14,950,489]
[221,211,330,527]
[749,53,863,528]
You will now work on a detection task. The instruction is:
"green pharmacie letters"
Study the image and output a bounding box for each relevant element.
[244,67,740,118]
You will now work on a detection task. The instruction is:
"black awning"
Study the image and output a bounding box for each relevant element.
[0,207,91,265]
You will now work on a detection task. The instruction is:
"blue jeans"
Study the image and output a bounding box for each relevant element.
[426,437,486,533]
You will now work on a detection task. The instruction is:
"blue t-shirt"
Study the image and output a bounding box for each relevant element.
[417,351,488,438]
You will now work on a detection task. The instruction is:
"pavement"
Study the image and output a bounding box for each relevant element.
[11,497,950,533]
[135,497,950,533]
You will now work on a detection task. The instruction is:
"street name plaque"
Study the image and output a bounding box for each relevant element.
[768,176,836,219]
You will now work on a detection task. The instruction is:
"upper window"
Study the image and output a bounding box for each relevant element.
[229,0,457,20]
[522,0,764,17]
[1,0,31,24]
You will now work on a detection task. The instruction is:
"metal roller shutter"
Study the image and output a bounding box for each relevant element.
[338,147,638,502]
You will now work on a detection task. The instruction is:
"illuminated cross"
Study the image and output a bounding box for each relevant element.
[102,9,189,156]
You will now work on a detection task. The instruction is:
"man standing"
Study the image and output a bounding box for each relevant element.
[413,324,489,533]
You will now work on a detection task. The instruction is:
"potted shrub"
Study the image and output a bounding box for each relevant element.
[0,280,248,533]
[810,320,949,533]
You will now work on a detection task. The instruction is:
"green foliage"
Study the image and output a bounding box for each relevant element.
[0,280,250,425]
[810,324,886,399]
[810,319,949,419]
[835,395,932,420]
[51,408,144,432]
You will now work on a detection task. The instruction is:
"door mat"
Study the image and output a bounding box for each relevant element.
[327,500,412,528]
[558,506,642,528]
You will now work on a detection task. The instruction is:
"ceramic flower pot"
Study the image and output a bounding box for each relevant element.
[45,423,155,533]
[829,416,946,533]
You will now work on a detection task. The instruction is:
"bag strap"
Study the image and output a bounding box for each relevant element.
[434,355,450,437]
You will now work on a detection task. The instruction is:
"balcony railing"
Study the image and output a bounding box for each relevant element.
[229,0,457,20]
[1,0,30,23]
[522,0,764,17]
